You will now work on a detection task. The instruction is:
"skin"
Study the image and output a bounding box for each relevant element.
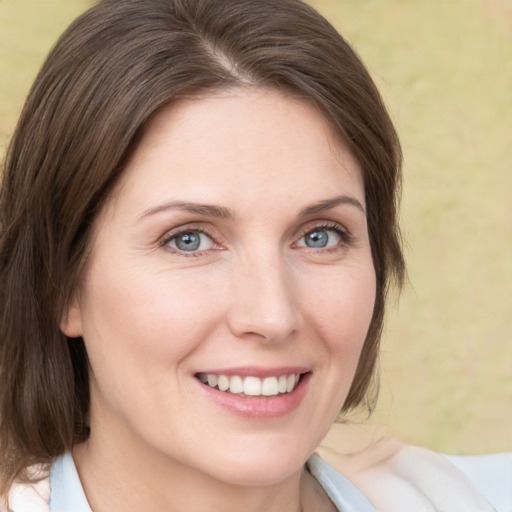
[61,88,376,512]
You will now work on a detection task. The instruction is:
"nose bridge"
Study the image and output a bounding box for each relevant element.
[228,246,298,342]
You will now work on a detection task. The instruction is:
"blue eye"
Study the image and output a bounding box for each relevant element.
[298,227,343,249]
[166,230,214,252]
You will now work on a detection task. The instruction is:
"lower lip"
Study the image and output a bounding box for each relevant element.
[197,373,311,419]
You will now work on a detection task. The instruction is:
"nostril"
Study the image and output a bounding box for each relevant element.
[227,307,298,343]
[226,267,298,342]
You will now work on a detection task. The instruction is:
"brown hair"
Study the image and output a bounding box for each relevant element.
[0,0,404,488]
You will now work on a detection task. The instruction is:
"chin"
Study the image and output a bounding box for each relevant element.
[215,460,304,488]
[199,441,313,487]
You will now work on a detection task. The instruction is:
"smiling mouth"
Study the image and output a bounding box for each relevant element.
[196,373,302,397]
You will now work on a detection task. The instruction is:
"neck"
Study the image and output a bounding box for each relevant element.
[73,390,336,512]
[73,436,318,512]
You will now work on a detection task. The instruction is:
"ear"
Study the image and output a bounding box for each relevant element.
[60,296,84,338]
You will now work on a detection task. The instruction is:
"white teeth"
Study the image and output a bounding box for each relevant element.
[218,374,230,392]
[244,376,261,396]
[229,375,244,394]
[198,372,302,396]
[262,377,279,396]
[207,374,218,387]
[278,375,287,393]
[286,374,295,392]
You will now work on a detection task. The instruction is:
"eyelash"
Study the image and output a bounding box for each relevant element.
[295,223,352,251]
[160,226,220,257]
[160,222,351,257]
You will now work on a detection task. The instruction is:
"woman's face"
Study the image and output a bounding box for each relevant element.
[63,88,376,486]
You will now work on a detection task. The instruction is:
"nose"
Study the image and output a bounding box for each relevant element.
[227,254,299,343]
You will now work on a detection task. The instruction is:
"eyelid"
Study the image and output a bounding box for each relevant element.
[158,220,352,257]
[293,221,352,248]
[160,224,224,255]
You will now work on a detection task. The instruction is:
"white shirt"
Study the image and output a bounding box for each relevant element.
[3,446,511,511]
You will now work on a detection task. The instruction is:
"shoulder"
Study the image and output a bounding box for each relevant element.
[443,451,512,511]
[0,466,50,512]
[317,435,511,512]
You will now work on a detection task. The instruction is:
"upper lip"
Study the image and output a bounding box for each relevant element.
[195,366,310,378]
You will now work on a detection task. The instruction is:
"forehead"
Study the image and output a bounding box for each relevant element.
[111,87,364,216]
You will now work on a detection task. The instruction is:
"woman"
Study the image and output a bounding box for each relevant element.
[0,0,509,510]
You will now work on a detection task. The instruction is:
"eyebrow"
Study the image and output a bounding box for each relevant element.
[138,194,365,221]
[138,201,235,220]
[298,195,366,217]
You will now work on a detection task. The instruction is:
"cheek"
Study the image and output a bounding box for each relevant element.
[295,262,376,431]
[78,261,226,385]
[302,262,376,352]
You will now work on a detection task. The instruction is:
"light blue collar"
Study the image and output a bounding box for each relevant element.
[49,453,91,511]
[307,453,377,511]
[49,452,375,512]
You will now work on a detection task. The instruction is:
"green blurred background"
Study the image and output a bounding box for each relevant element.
[1,0,510,454]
